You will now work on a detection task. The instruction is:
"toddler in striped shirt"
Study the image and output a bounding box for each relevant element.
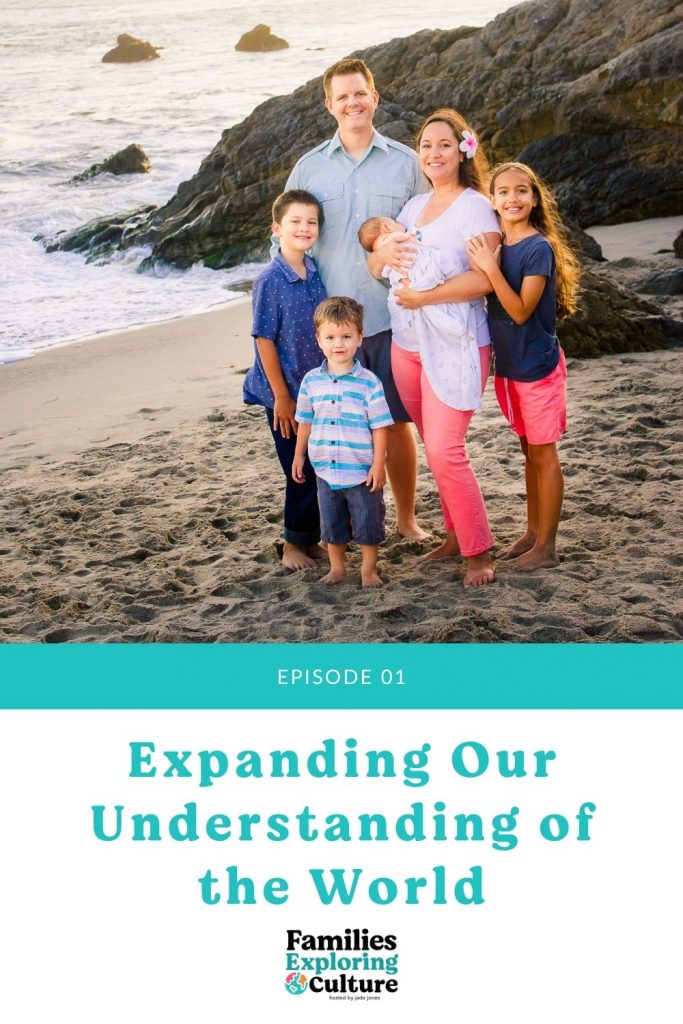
[293,297,393,588]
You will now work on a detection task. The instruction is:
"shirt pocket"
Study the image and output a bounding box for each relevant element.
[340,390,368,421]
[317,183,345,228]
[368,177,413,219]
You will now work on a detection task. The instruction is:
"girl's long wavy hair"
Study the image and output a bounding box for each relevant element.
[489,162,581,319]
[416,108,490,195]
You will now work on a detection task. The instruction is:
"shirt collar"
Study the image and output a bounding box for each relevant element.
[273,250,315,283]
[319,357,362,378]
[326,128,389,159]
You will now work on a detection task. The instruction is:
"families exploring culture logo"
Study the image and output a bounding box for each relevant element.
[284,928,400,999]
[243,57,580,589]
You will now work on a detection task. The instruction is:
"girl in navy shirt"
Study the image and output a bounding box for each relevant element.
[468,162,579,571]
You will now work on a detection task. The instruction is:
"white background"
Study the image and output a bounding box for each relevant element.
[1,709,680,1022]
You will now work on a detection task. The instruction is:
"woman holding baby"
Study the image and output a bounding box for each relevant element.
[367,108,500,588]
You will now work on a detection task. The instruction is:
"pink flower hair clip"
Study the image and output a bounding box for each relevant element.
[459,129,478,159]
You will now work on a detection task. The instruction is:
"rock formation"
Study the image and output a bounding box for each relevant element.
[62,144,151,184]
[235,24,289,52]
[102,34,161,63]
[589,249,683,326]
[42,207,156,262]
[634,267,683,295]
[77,0,681,270]
[45,0,682,356]
[558,270,683,357]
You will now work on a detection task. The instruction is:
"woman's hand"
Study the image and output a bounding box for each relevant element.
[467,233,501,276]
[367,234,418,279]
[382,234,418,272]
[393,283,425,310]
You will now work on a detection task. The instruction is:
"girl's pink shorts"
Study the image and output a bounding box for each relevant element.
[494,349,567,446]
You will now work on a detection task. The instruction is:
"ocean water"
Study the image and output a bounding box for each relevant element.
[0,0,515,363]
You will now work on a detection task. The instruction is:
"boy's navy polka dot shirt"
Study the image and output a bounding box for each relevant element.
[243,251,327,408]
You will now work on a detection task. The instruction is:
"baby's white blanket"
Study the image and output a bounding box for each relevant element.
[384,245,482,411]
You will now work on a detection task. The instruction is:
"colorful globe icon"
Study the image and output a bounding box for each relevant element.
[285,971,308,995]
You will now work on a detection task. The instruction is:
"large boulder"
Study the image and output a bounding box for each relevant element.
[587,249,683,322]
[235,24,289,52]
[73,0,680,270]
[633,267,683,295]
[102,34,161,63]
[41,207,156,262]
[63,144,151,184]
[559,271,683,357]
[564,218,604,263]
[45,0,682,356]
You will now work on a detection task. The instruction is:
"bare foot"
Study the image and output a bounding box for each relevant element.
[511,546,560,571]
[306,543,328,561]
[463,552,496,588]
[397,517,430,542]
[282,542,316,571]
[424,534,461,561]
[320,568,346,586]
[361,569,383,589]
[502,532,536,559]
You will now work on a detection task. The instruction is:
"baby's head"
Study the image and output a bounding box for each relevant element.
[358,216,405,253]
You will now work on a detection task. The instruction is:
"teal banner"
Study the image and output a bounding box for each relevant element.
[0,644,680,708]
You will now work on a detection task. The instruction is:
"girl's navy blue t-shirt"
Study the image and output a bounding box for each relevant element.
[487,234,559,382]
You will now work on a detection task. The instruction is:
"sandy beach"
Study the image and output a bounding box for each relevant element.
[1,220,681,644]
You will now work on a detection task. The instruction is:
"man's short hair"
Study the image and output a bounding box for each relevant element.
[271,189,324,226]
[323,58,376,97]
[314,296,364,335]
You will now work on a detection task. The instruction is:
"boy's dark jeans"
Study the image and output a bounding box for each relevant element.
[266,408,320,547]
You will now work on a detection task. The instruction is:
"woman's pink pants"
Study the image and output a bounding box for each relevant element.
[391,343,494,557]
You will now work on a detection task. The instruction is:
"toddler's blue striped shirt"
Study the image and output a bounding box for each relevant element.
[296,360,393,488]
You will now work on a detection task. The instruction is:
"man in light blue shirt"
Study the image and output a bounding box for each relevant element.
[281,57,427,540]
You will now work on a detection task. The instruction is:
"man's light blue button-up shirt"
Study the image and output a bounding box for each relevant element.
[282,130,424,338]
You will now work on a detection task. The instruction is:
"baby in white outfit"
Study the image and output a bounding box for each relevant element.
[359,216,482,411]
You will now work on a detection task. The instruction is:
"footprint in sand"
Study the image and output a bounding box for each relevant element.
[185,552,223,567]
[41,594,70,611]
[618,466,648,481]
[43,627,74,643]
[125,605,156,623]
[137,406,173,416]
[210,517,239,540]
[57,508,81,522]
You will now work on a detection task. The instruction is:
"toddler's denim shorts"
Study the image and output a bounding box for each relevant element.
[316,477,386,546]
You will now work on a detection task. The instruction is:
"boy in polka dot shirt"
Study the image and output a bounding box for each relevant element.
[243,191,328,570]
